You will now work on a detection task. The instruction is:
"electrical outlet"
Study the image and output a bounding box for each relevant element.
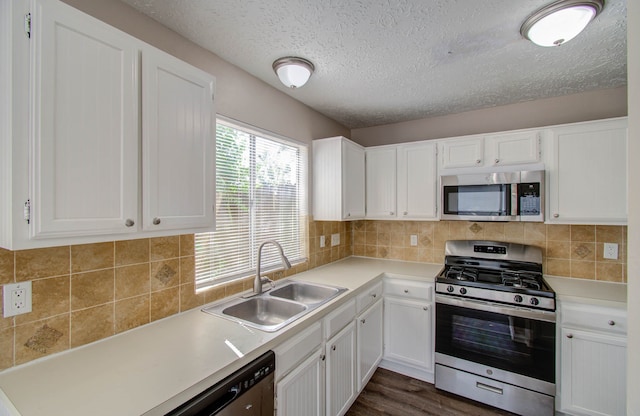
[3,281,32,317]
[331,233,340,246]
[319,235,326,248]
[604,243,619,260]
[410,235,418,246]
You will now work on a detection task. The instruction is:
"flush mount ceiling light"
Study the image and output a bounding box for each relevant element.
[520,0,604,47]
[272,57,315,88]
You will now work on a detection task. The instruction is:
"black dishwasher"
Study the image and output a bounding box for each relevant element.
[165,351,275,416]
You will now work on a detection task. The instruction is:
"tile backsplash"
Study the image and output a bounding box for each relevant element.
[0,218,625,370]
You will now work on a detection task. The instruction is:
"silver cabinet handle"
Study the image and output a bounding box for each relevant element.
[152,217,161,225]
[567,334,573,339]
[495,159,500,164]
[321,354,326,361]
[125,219,135,227]
[553,213,559,218]
[476,382,503,395]
[608,320,615,326]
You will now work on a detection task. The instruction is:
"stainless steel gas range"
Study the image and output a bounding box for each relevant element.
[434,240,556,416]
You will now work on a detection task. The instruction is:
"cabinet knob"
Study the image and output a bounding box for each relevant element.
[567,334,573,339]
[476,159,481,164]
[125,219,135,227]
[331,345,336,351]
[347,212,351,217]
[608,320,615,326]
[152,217,161,225]
[361,319,366,324]
[553,213,559,218]
[404,289,409,294]
[403,211,408,216]
[320,354,326,361]
[390,212,394,216]
[495,159,500,164]
[371,293,377,298]
[423,306,428,311]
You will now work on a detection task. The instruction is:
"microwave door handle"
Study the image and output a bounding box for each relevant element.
[511,183,518,217]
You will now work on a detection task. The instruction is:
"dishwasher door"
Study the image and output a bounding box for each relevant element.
[166,351,275,416]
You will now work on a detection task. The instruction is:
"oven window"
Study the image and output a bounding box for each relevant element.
[436,303,555,383]
[443,184,510,216]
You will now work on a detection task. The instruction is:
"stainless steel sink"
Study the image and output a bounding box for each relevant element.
[269,281,344,305]
[203,280,347,332]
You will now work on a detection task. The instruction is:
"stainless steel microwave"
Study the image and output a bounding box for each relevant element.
[440,170,544,222]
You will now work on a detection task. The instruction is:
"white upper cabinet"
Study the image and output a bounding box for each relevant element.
[440,131,540,170]
[313,137,365,221]
[0,0,216,249]
[365,142,437,220]
[30,0,140,239]
[142,49,215,232]
[365,146,397,219]
[547,118,627,224]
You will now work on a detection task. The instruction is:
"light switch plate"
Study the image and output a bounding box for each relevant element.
[3,281,32,317]
[319,236,326,248]
[410,235,418,246]
[331,233,340,246]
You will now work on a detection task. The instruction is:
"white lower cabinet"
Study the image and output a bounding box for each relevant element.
[381,278,434,382]
[559,301,627,416]
[326,321,357,416]
[356,298,383,390]
[276,348,325,416]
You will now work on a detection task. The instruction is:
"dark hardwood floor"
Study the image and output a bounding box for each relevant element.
[346,368,516,416]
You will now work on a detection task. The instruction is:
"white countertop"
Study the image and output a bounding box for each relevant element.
[0,257,627,415]
[0,257,442,416]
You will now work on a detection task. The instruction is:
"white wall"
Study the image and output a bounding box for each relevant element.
[626,1,639,414]
[351,87,627,146]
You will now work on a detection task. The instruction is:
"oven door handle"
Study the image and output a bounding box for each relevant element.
[435,294,556,323]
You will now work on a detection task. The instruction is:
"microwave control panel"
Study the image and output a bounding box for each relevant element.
[518,183,541,216]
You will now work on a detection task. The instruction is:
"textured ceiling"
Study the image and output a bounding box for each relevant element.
[120,0,627,129]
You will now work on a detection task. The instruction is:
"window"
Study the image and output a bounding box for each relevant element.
[195,118,308,290]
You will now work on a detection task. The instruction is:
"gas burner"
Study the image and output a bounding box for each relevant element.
[446,266,478,282]
[501,271,542,290]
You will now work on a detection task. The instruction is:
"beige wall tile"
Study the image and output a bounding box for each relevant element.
[547,241,571,259]
[596,225,624,244]
[571,242,596,261]
[433,222,450,243]
[150,259,180,292]
[71,242,114,273]
[15,246,70,280]
[571,261,596,279]
[547,259,570,276]
[150,236,180,261]
[71,304,114,348]
[71,269,115,310]
[150,287,179,322]
[524,223,546,241]
[224,281,244,297]
[547,224,570,241]
[115,295,150,333]
[115,264,150,300]
[0,296,13,330]
[418,248,435,263]
[180,283,205,311]
[571,225,595,242]
[203,286,225,304]
[483,223,505,241]
[596,263,624,283]
[16,275,70,325]
[0,327,14,370]
[0,249,14,285]
[180,234,195,257]
[503,223,524,242]
[365,230,378,246]
[180,256,195,285]
[115,238,149,266]
[16,314,70,365]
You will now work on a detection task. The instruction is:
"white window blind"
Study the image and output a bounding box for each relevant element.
[195,119,308,290]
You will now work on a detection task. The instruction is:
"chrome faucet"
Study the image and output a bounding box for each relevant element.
[248,240,291,297]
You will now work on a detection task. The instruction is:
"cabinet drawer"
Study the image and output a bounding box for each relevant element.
[384,278,432,301]
[561,302,627,335]
[324,298,356,340]
[274,321,323,380]
[356,281,383,314]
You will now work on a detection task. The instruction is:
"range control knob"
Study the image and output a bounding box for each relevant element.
[459,288,467,295]
[514,295,523,303]
[530,297,540,306]
[447,285,454,293]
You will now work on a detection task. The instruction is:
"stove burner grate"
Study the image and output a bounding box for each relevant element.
[501,271,542,290]
[446,266,479,282]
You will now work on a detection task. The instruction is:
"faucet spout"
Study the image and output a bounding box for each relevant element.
[251,240,291,297]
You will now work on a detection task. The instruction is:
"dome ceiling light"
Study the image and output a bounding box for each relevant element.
[272,57,315,88]
[520,0,604,47]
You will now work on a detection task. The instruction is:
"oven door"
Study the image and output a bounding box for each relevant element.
[435,295,555,386]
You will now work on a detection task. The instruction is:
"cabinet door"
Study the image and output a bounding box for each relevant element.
[397,142,437,219]
[365,147,397,219]
[383,297,433,372]
[560,328,627,416]
[485,131,540,166]
[31,0,139,238]
[277,349,325,416]
[342,140,366,220]
[326,321,356,416]
[548,119,627,224]
[142,49,215,231]
[357,299,383,391]
[440,137,483,169]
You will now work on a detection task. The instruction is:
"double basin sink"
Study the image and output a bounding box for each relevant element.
[203,281,348,332]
